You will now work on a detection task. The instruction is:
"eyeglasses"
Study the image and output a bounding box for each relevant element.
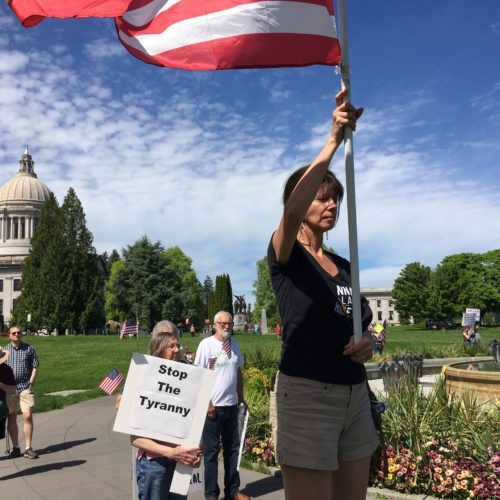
[216,322,233,327]
[10,331,22,336]
[165,343,180,350]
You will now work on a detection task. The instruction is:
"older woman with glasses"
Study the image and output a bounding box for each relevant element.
[268,89,377,500]
[131,325,202,500]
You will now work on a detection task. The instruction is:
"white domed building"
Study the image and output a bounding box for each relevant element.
[0,149,51,325]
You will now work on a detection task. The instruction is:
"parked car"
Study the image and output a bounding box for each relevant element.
[425,319,456,330]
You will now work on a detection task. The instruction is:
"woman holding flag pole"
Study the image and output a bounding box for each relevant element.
[267,88,377,500]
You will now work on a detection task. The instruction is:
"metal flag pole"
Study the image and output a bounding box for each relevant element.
[337,0,362,343]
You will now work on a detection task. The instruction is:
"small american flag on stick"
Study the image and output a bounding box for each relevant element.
[99,368,124,395]
[120,317,138,339]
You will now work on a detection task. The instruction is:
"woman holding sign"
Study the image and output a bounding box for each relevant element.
[268,89,377,500]
[131,329,202,500]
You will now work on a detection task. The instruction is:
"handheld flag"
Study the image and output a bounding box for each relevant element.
[99,368,124,394]
[9,0,341,70]
[120,317,138,339]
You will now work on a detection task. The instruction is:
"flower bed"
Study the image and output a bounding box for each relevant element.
[241,363,500,498]
[371,443,499,498]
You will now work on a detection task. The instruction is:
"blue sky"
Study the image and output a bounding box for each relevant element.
[1,1,500,306]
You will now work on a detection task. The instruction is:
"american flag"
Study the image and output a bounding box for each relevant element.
[120,317,138,339]
[222,338,232,359]
[99,368,124,395]
[9,0,341,70]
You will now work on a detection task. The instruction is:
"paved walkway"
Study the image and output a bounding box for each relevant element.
[0,390,439,500]
[0,396,284,500]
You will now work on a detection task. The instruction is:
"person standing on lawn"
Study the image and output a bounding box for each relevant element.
[5,325,40,459]
[0,350,16,444]
[195,311,249,500]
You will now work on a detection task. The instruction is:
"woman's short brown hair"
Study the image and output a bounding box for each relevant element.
[148,332,177,358]
[282,166,344,206]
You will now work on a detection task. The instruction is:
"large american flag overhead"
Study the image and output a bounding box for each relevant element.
[9,0,341,70]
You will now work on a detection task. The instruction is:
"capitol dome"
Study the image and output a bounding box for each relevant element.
[0,148,52,325]
[0,148,50,203]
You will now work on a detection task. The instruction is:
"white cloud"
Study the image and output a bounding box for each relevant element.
[0,50,29,72]
[1,5,500,306]
[84,38,126,59]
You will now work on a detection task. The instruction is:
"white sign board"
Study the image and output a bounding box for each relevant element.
[462,313,477,327]
[465,308,481,322]
[237,407,249,471]
[114,353,215,495]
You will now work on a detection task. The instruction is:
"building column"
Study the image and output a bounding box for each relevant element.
[9,216,13,240]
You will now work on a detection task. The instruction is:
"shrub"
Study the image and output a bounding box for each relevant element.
[244,346,280,371]
[370,377,500,497]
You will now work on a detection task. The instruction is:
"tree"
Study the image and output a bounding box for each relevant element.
[392,262,432,323]
[105,238,203,330]
[431,252,500,320]
[12,189,104,332]
[12,193,65,331]
[253,256,280,326]
[221,274,233,316]
[102,249,121,274]
[481,249,500,315]
[209,274,233,319]
[60,188,104,331]
[202,275,214,319]
[163,246,204,326]
[105,259,125,321]
[106,236,175,329]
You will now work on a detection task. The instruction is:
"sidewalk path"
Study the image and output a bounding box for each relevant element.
[0,396,283,500]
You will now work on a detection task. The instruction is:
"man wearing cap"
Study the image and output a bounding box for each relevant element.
[5,325,40,459]
[0,350,16,443]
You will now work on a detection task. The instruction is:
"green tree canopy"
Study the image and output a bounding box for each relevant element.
[105,238,203,330]
[253,256,280,327]
[163,246,203,326]
[209,274,233,320]
[392,262,432,323]
[60,188,104,331]
[13,189,104,332]
[202,275,214,320]
[393,250,500,323]
[431,252,500,319]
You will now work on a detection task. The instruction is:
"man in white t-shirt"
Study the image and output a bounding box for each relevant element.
[194,311,249,500]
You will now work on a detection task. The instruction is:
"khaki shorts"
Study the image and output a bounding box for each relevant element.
[6,388,36,414]
[270,371,379,470]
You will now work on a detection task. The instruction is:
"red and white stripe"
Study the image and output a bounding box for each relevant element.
[9,0,132,27]
[116,0,341,70]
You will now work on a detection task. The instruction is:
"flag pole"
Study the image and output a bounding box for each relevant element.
[337,0,362,343]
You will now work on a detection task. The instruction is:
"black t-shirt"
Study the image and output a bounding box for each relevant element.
[0,363,15,402]
[268,238,372,385]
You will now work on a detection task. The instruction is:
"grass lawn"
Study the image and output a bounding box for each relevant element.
[2,325,498,413]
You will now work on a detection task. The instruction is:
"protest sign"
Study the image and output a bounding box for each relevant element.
[462,312,477,327]
[465,308,481,322]
[114,353,215,495]
[237,405,249,471]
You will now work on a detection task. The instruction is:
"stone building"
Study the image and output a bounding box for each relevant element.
[361,286,400,325]
[0,149,50,326]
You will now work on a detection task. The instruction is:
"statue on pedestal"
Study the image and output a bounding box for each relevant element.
[233,295,248,328]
